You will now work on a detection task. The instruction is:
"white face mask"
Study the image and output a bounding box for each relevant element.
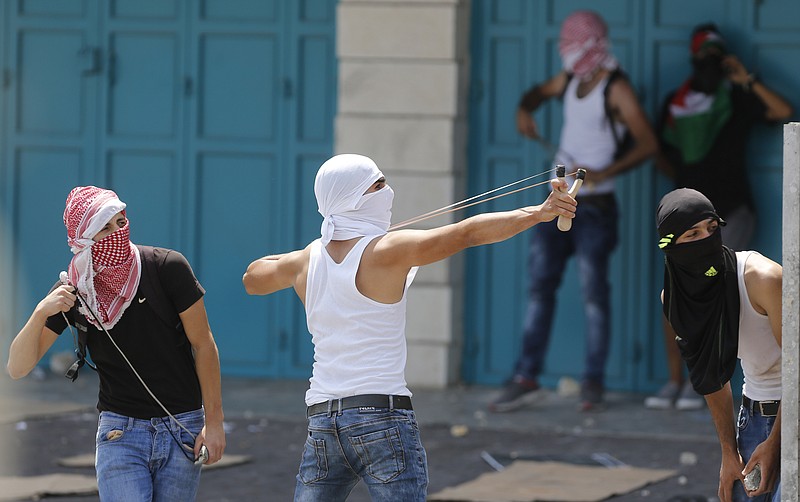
[561,48,584,73]
[328,186,394,242]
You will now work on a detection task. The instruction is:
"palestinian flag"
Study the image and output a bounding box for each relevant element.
[662,81,732,164]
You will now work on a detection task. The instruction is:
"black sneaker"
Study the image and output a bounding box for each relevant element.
[579,380,604,412]
[488,376,541,413]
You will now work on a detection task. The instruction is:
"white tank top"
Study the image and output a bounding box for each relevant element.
[304,235,415,406]
[737,251,781,401]
[558,74,626,196]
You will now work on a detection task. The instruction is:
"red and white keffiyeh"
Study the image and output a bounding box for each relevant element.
[558,10,618,81]
[64,186,141,329]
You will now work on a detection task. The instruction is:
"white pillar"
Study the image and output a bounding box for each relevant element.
[783,122,800,501]
[335,0,471,387]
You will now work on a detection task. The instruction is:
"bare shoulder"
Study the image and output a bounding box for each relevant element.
[743,252,782,313]
[606,73,639,106]
[287,243,313,266]
[744,252,782,283]
[541,71,571,97]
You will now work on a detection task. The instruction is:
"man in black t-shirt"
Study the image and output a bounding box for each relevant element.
[7,186,225,501]
[647,23,792,412]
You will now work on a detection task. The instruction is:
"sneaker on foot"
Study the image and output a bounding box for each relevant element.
[488,376,541,413]
[579,380,604,411]
[675,381,704,410]
[644,381,681,410]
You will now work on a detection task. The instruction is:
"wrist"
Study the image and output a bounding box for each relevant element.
[741,73,757,92]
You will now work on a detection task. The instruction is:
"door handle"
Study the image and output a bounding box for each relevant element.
[77,46,102,75]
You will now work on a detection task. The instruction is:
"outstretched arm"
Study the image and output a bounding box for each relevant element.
[372,178,575,269]
[242,247,310,296]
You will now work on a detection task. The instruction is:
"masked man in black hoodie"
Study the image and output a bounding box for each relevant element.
[656,188,782,502]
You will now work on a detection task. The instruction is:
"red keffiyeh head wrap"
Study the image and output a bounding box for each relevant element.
[64,186,141,329]
[558,10,618,81]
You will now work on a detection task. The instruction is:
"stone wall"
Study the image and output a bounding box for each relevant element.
[335,0,470,386]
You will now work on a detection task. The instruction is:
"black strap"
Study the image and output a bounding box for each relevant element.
[603,68,628,152]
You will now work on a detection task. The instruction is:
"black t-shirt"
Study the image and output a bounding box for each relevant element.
[45,247,205,419]
[659,84,767,217]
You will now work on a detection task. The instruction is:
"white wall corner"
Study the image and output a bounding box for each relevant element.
[782,122,800,502]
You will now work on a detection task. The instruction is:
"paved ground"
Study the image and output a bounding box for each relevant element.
[1,370,722,501]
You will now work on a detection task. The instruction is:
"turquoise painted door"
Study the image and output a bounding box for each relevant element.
[0,0,336,378]
[0,0,102,360]
[465,0,800,391]
[185,0,337,378]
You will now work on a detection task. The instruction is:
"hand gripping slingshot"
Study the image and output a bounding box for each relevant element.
[59,272,209,466]
[555,164,586,231]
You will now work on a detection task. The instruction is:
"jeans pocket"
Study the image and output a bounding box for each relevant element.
[298,435,328,484]
[350,426,406,483]
[96,426,125,448]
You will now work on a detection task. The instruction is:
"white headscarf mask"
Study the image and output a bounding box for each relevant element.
[314,154,393,246]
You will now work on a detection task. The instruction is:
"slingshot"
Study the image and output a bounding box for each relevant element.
[389,165,584,231]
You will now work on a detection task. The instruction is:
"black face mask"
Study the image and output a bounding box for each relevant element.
[691,54,725,94]
[657,188,739,396]
[663,229,725,281]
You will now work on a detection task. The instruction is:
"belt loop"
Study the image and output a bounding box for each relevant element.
[336,398,343,416]
[326,400,332,417]
[744,397,755,415]
[389,395,394,411]
[127,416,136,431]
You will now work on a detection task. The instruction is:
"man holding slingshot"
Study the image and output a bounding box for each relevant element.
[490,10,657,412]
[243,153,576,501]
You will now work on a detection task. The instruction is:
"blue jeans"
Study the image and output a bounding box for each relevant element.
[295,407,428,501]
[515,195,618,385]
[95,409,204,502]
[733,403,781,502]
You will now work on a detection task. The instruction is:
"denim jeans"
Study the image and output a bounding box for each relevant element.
[95,409,204,502]
[515,195,618,385]
[294,407,428,501]
[733,403,781,502]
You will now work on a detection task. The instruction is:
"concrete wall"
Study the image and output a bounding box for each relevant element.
[783,122,799,502]
[335,0,471,387]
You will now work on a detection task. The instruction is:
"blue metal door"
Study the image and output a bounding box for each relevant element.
[1,0,103,358]
[185,0,336,378]
[465,0,800,391]
[0,0,337,378]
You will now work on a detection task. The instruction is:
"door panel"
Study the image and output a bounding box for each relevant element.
[108,33,178,138]
[20,0,87,17]
[18,30,86,135]
[198,34,277,140]
[14,148,81,349]
[110,0,179,19]
[4,1,100,357]
[201,0,278,22]
[107,151,176,246]
[195,154,278,373]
